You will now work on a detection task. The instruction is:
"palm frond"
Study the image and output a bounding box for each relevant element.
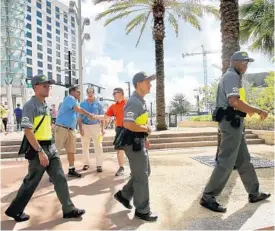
[135,11,151,47]
[103,10,143,26]
[167,12,179,36]
[126,13,148,34]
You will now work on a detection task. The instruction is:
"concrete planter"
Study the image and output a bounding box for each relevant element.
[179,121,217,127]
[251,130,274,145]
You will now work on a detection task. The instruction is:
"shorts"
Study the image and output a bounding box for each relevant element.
[54,125,76,153]
[115,126,123,151]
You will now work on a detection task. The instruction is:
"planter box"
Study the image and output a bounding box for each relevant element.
[179,121,217,127]
[251,130,274,145]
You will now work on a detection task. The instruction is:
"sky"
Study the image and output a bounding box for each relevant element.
[60,0,273,108]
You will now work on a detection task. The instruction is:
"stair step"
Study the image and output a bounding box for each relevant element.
[0,138,265,159]
[0,134,259,152]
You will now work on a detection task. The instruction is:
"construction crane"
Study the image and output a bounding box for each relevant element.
[182,45,220,87]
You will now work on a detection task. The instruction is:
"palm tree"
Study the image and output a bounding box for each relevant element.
[94,0,218,130]
[220,0,240,74]
[239,0,274,59]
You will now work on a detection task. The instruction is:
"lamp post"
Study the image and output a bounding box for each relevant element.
[69,0,90,101]
[125,81,131,98]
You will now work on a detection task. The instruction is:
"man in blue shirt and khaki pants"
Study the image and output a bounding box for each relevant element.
[78,87,105,172]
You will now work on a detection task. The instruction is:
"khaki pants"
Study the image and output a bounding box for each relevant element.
[81,124,104,167]
[55,126,76,154]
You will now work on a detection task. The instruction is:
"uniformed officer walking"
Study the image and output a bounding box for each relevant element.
[113,72,158,222]
[5,75,85,222]
[200,52,271,213]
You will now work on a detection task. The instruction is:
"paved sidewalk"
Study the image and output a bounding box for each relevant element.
[1,145,274,230]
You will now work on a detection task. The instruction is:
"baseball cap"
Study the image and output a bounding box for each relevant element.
[132,72,156,87]
[231,51,254,62]
[31,74,55,87]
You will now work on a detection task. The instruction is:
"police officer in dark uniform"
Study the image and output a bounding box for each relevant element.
[113,72,158,222]
[200,52,271,213]
[5,75,85,222]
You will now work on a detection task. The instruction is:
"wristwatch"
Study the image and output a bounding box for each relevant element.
[37,147,43,152]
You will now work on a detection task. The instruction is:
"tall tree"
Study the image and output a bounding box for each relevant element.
[170,93,190,117]
[220,0,240,74]
[94,0,218,130]
[239,0,274,59]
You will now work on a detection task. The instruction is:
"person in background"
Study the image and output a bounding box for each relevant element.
[14,104,23,132]
[78,87,105,172]
[104,88,127,176]
[50,104,58,124]
[1,103,8,132]
[55,86,96,178]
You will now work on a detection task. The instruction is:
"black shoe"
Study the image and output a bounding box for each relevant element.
[134,211,158,222]
[5,211,30,222]
[200,198,227,213]
[68,168,82,178]
[97,166,103,173]
[63,208,85,218]
[114,191,132,209]
[115,167,124,176]
[83,165,89,171]
[249,192,271,203]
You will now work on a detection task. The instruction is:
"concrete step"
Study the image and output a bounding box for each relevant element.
[0,131,253,146]
[0,138,265,159]
[0,134,259,152]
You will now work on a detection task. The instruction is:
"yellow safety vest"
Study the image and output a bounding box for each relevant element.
[33,115,52,140]
[239,87,246,102]
[135,112,149,125]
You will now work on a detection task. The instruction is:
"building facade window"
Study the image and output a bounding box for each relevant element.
[46,8,51,14]
[26,14,31,21]
[56,44,60,50]
[48,56,52,62]
[47,32,52,39]
[37,19,42,26]
[37,36,42,42]
[37,27,42,34]
[36,2,42,9]
[55,6,59,12]
[64,54,68,60]
[47,16,51,23]
[57,74,61,83]
[38,61,43,68]
[56,66,61,72]
[26,40,32,47]
[47,40,52,47]
[27,58,32,65]
[56,13,60,19]
[48,64,52,70]
[37,44,43,51]
[48,72,53,79]
[72,43,76,49]
[56,36,60,42]
[26,32,32,38]
[56,59,61,65]
[27,0,31,3]
[47,48,52,54]
[71,30,75,35]
[27,67,33,77]
[64,33,68,39]
[26,23,32,30]
[64,26,68,32]
[64,40,68,46]
[38,69,43,74]
[56,29,60,35]
[47,24,51,31]
[37,11,42,18]
[46,0,51,7]
[27,6,31,12]
[56,51,60,58]
[37,53,43,59]
[64,47,68,53]
[56,21,60,27]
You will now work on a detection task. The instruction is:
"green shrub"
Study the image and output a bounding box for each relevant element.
[188,114,274,130]
[245,114,274,130]
[188,115,212,122]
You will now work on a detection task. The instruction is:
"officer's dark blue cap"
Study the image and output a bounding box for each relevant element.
[132,72,156,87]
[231,51,254,62]
[31,74,55,87]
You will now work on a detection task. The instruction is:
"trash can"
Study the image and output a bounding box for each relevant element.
[169,114,177,127]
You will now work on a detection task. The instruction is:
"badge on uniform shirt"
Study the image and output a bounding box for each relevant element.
[125,111,135,120]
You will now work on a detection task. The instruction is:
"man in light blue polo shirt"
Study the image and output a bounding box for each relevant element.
[55,86,96,178]
[78,87,105,172]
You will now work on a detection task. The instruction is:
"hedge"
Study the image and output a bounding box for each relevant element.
[188,114,274,130]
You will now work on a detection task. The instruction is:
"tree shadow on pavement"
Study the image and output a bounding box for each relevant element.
[1,220,16,231]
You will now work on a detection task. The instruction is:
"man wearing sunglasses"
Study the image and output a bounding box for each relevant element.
[5,75,85,222]
[200,51,270,213]
[78,87,105,172]
[55,86,96,178]
[104,88,127,176]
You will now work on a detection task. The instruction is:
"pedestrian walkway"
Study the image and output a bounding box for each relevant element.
[1,145,274,230]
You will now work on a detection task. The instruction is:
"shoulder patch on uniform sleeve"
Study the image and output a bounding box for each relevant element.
[126,112,134,118]
[22,117,30,123]
[232,87,239,93]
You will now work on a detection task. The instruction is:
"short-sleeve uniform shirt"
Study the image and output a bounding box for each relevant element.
[21,96,52,141]
[216,68,244,109]
[124,91,148,125]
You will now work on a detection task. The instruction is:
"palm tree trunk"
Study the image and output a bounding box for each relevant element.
[220,0,240,74]
[217,0,240,161]
[153,0,167,131]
